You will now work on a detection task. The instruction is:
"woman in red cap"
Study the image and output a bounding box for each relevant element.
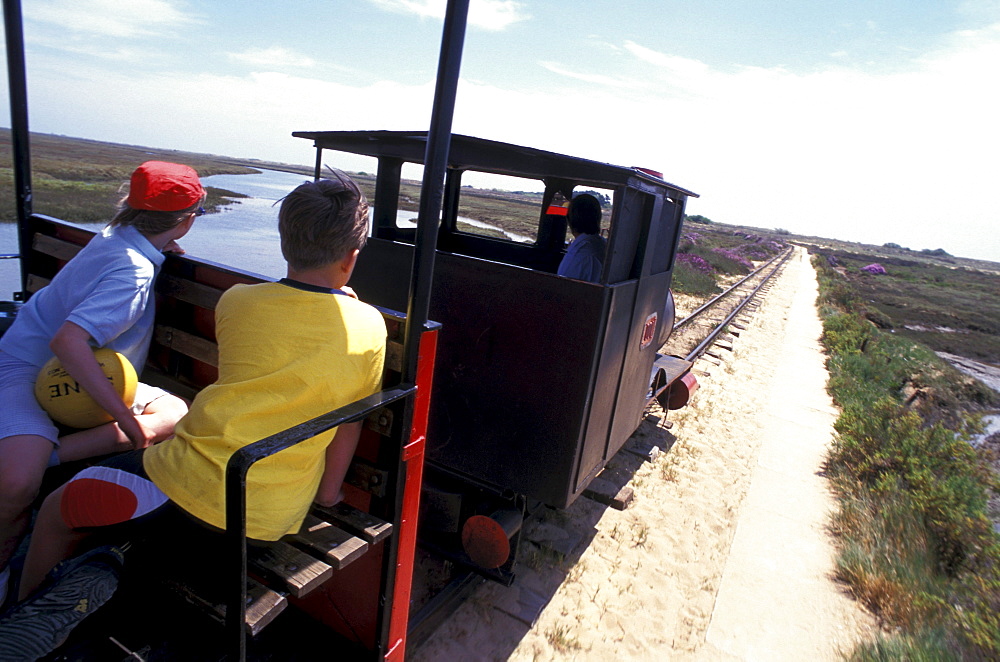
[0,161,206,607]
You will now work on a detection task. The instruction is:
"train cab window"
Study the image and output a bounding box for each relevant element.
[453,172,541,244]
[392,162,425,232]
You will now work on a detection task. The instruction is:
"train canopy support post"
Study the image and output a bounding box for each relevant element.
[3,0,34,298]
[402,0,469,385]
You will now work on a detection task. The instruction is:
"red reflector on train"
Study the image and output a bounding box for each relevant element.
[461,510,522,569]
[663,371,698,410]
[641,312,657,349]
[633,167,664,179]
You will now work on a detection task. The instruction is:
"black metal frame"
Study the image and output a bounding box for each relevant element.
[3,0,33,296]
[223,386,414,659]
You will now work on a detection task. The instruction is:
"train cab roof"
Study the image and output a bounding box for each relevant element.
[292,130,698,200]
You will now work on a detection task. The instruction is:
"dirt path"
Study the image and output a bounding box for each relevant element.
[409,247,876,661]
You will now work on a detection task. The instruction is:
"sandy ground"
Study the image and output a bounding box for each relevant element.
[409,247,877,661]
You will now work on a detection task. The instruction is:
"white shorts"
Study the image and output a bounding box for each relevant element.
[0,351,169,447]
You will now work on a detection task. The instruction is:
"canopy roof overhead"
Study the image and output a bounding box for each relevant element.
[293,130,698,199]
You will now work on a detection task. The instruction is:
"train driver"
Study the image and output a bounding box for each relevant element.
[557,193,606,283]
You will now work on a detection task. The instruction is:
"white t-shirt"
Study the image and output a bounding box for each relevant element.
[0,224,164,371]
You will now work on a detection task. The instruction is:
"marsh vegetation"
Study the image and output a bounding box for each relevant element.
[814,254,999,661]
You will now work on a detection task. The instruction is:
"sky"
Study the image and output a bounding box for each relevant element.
[2,0,999,262]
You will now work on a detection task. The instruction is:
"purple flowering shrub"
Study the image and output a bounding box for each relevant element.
[672,253,720,295]
[678,232,703,252]
[672,228,787,294]
[734,244,771,260]
[861,263,887,275]
[711,247,753,270]
[675,253,714,274]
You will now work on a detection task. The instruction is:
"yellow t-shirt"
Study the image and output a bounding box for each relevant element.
[144,281,386,540]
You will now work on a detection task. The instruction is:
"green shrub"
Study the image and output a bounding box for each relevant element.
[849,627,958,662]
[671,260,720,296]
[821,312,875,355]
[685,214,712,224]
[817,252,1000,660]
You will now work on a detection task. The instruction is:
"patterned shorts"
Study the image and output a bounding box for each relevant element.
[59,450,171,530]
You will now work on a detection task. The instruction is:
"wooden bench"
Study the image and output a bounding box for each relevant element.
[23,215,436,657]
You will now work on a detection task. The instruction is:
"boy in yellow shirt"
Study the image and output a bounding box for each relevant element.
[15,170,386,607]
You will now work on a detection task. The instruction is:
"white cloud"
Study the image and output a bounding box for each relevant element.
[538,61,640,89]
[529,26,1000,259]
[623,41,711,79]
[469,0,529,30]
[366,0,529,31]
[29,0,198,38]
[19,34,155,62]
[227,47,316,69]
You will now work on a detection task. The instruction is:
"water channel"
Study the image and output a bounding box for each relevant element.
[1,167,530,292]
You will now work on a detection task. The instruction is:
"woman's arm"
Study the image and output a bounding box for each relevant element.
[49,321,154,448]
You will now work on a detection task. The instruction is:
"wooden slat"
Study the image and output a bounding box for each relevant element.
[25,274,49,293]
[288,514,368,570]
[32,233,83,261]
[311,502,393,545]
[139,371,199,403]
[154,325,219,367]
[248,541,333,599]
[385,339,403,373]
[156,273,224,310]
[165,577,286,637]
[242,579,288,637]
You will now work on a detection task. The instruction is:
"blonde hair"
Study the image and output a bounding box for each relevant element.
[278,171,369,271]
[108,194,205,235]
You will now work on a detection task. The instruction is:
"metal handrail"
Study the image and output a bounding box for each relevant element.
[224,384,416,660]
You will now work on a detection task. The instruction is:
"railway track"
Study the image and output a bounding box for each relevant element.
[661,247,794,366]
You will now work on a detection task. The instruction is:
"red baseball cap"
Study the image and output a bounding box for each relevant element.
[127,161,205,212]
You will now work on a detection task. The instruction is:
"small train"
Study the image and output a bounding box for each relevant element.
[296,129,699,575]
[2,1,698,659]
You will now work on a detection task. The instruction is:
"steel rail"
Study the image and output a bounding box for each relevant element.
[673,249,787,331]
[682,247,793,363]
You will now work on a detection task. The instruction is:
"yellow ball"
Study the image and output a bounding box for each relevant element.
[35,348,138,429]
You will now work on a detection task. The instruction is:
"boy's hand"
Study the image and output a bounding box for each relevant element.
[314,490,345,508]
[162,240,186,254]
[117,413,158,450]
